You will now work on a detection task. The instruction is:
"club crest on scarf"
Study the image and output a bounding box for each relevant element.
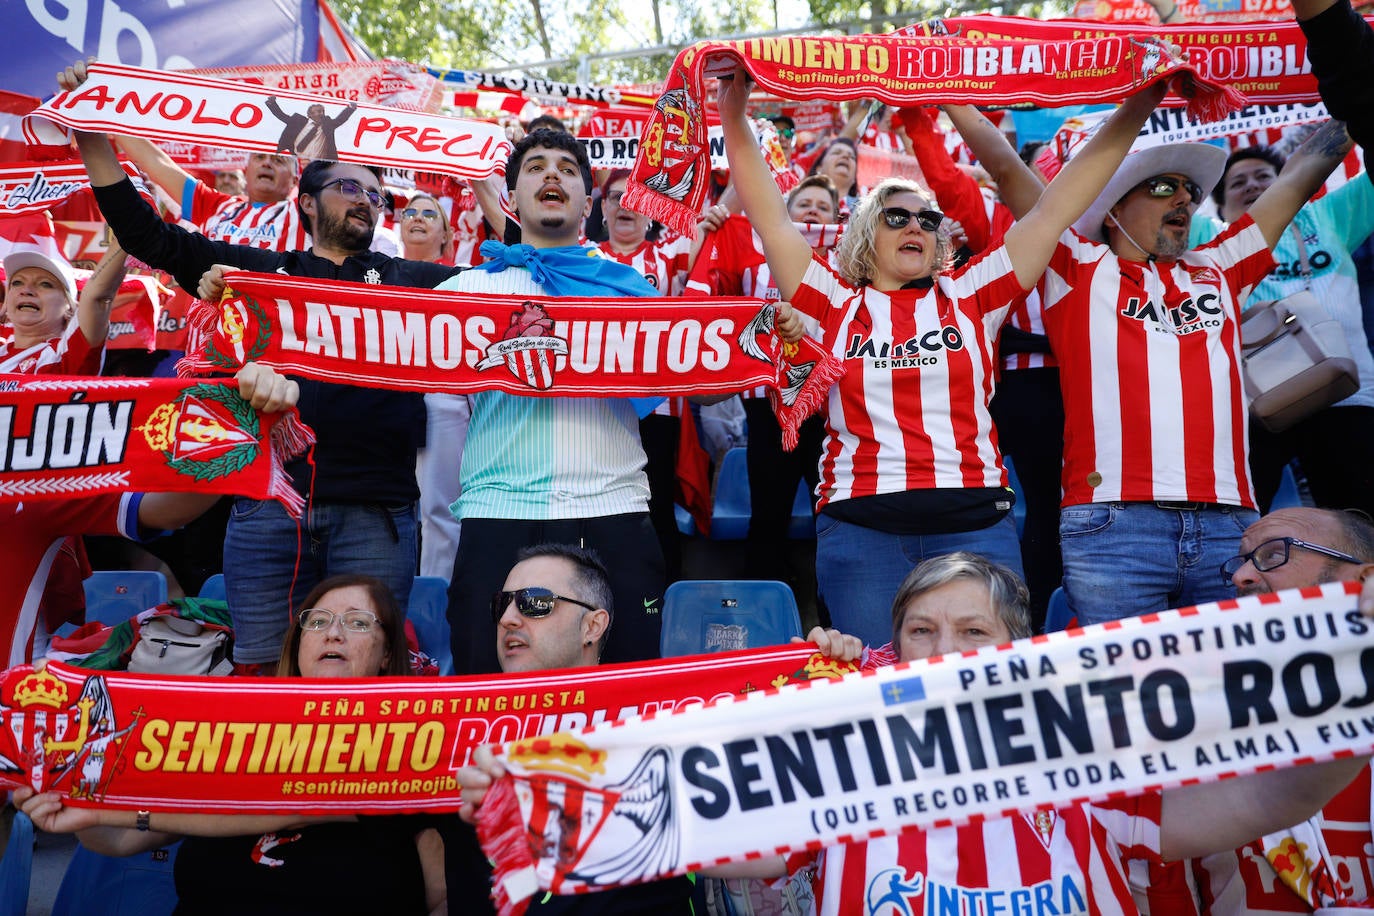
[0,668,139,802]
[137,383,262,482]
[474,301,569,391]
[509,735,679,892]
[639,81,702,205]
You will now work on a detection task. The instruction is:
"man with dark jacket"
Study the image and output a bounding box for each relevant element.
[62,60,462,674]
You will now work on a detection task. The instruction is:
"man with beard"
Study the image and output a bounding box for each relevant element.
[434,130,669,675]
[61,59,465,674]
[1041,123,1356,628]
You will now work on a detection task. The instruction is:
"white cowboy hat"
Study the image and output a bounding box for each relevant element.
[1072,142,1227,243]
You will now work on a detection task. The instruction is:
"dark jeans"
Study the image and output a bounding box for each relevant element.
[1249,405,1374,518]
[989,366,1065,630]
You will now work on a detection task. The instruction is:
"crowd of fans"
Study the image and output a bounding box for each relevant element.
[5,0,1374,911]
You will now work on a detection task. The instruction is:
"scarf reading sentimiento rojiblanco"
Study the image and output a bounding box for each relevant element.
[475,583,1374,914]
[624,34,1244,236]
[0,376,312,514]
[32,62,510,180]
[178,271,843,446]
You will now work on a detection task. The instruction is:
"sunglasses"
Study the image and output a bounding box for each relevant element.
[320,177,386,209]
[776,127,795,139]
[1135,175,1204,206]
[402,207,440,221]
[491,587,598,623]
[880,207,944,232]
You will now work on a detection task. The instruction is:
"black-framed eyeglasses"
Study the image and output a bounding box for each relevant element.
[298,608,381,633]
[402,207,439,221]
[1135,175,1204,206]
[491,587,598,623]
[1220,536,1363,583]
[880,207,943,232]
[320,177,385,209]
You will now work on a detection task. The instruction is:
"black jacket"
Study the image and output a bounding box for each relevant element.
[93,178,463,503]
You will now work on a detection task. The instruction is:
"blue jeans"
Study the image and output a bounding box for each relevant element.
[1059,502,1256,627]
[815,512,1023,647]
[223,498,417,664]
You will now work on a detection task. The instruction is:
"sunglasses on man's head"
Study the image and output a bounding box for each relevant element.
[1135,175,1204,206]
[402,207,439,221]
[490,587,598,623]
[880,207,944,232]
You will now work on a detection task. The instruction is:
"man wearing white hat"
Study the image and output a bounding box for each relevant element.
[1041,123,1355,626]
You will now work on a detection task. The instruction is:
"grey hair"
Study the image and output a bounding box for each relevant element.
[890,551,1031,646]
[834,178,952,287]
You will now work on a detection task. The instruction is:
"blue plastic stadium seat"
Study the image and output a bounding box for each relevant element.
[710,448,752,540]
[408,576,454,676]
[660,579,803,657]
[1269,464,1305,511]
[197,573,226,601]
[787,480,815,540]
[82,570,169,627]
[0,811,34,916]
[1044,586,1077,633]
[52,841,180,916]
[674,503,698,537]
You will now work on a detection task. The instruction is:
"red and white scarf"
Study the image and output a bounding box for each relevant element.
[476,582,1374,914]
[0,375,313,515]
[179,271,843,446]
[33,62,511,181]
[624,35,1242,236]
[0,645,851,814]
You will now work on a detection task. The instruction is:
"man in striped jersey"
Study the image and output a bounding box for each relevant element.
[435,130,669,676]
[1045,121,1356,627]
[114,138,308,252]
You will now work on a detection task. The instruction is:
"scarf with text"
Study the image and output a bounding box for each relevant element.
[624,35,1241,236]
[897,13,1365,104]
[0,646,849,813]
[0,376,312,515]
[475,583,1374,914]
[33,63,511,181]
[177,271,842,444]
[188,59,444,113]
[427,69,660,109]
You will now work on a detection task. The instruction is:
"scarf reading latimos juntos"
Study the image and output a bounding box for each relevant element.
[0,375,313,515]
[475,583,1374,915]
[624,35,1243,236]
[178,271,844,447]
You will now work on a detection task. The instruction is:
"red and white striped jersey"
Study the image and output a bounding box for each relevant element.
[186,181,309,251]
[794,798,1164,916]
[791,247,1022,509]
[0,319,101,375]
[1041,216,1274,509]
[597,235,693,296]
[1166,765,1374,914]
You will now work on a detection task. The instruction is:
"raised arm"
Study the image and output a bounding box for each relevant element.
[74,241,127,348]
[113,135,195,201]
[717,66,813,301]
[1248,119,1354,249]
[1003,82,1166,289]
[943,105,1045,220]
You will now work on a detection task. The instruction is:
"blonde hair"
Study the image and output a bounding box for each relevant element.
[834,178,951,287]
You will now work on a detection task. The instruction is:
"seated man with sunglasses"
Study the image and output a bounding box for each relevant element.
[62,59,468,675]
[444,542,697,914]
[1044,125,1356,628]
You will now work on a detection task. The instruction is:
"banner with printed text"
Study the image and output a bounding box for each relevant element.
[188,60,444,113]
[0,376,311,513]
[32,63,511,181]
[0,646,842,813]
[475,583,1374,909]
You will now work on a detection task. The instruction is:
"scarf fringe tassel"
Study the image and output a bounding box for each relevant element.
[477,777,538,916]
